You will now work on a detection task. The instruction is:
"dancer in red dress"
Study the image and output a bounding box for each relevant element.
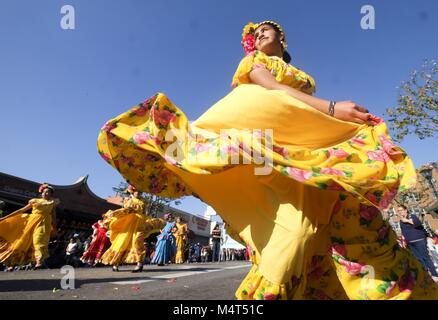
[81,214,111,266]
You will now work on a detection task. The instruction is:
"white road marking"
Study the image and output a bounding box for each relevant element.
[110,264,251,285]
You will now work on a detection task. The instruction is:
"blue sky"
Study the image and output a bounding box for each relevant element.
[1,0,437,217]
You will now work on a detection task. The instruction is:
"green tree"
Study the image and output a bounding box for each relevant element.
[386,59,438,141]
[112,182,181,217]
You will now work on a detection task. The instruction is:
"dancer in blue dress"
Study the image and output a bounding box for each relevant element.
[151,213,177,266]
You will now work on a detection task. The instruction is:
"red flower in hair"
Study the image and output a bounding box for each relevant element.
[39,183,49,193]
[242,34,255,55]
[126,184,136,193]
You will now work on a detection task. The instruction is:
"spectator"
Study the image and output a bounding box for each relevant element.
[83,236,92,253]
[73,234,83,255]
[201,246,208,263]
[211,224,222,262]
[397,205,438,281]
[220,248,227,262]
[65,238,79,267]
[187,244,195,263]
[194,243,202,263]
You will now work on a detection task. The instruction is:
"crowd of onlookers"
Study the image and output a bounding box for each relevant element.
[185,244,249,263]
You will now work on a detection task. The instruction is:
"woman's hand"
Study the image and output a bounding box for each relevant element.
[400,217,413,225]
[332,101,370,124]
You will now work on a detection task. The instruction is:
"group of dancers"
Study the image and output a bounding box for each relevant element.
[0,183,190,272]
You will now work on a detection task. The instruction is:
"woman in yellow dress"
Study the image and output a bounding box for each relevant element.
[97,20,438,299]
[175,216,188,264]
[101,185,165,272]
[0,183,60,270]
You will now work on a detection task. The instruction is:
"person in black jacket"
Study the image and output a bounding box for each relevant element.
[398,204,438,281]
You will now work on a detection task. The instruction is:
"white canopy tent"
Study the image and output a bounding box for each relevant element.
[203,205,246,250]
[221,235,246,249]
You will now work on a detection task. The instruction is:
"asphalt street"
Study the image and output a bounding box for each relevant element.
[0,261,251,300]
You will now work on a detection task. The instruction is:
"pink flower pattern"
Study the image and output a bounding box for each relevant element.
[379,187,398,209]
[351,137,366,146]
[101,122,116,133]
[152,107,176,127]
[377,225,389,242]
[379,134,403,157]
[330,244,347,258]
[133,132,151,144]
[367,150,391,163]
[386,281,397,296]
[313,289,331,300]
[132,106,147,117]
[101,153,111,162]
[328,149,349,158]
[320,167,346,176]
[286,168,313,182]
[398,270,416,293]
[262,293,277,300]
[273,145,288,158]
[359,204,379,222]
[195,143,212,153]
[338,258,368,276]
[220,144,239,156]
[309,256,325,280]
[327,183,345,191]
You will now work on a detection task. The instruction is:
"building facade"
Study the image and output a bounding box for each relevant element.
[0,172,120,224]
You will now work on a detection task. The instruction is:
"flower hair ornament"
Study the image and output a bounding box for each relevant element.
[241,20,288,55]
[164,213,173,220]
[39,183,54,193]
[125,184,137,194]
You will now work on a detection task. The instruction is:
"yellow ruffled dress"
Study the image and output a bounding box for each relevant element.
[0,198,59,266]
[97,50,438,299]
[100,196,165,265]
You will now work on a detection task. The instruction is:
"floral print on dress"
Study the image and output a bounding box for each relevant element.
[231,50,316,95]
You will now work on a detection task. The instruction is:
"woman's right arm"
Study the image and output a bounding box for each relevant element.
[249,67,371,125]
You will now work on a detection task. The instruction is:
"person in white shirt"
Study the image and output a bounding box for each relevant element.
[65,238,78,266]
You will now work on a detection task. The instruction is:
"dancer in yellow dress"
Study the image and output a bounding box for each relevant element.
[0,183,60,270]
[101,185,165,272]
[97,20,438,299]
[175,216,188,264]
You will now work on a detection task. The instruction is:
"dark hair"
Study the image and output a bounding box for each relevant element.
[398,204,408,210]
[283,51,291,63]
